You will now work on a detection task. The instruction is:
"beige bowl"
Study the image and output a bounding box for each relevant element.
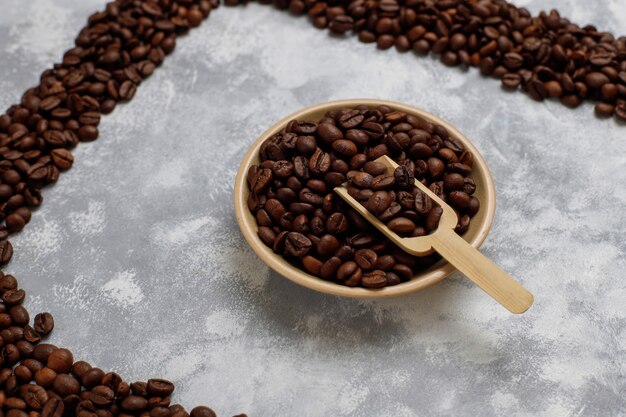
[234,99,496,298]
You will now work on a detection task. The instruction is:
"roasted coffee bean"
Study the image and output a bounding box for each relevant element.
[0,240,13,265]
[2,289,25,305]
[349,172,373,188]
[337,261,358,281]
[468,196,481,216]
[284,232,312,257]
[302,255,323,275]
[354,249,377,270]
[309,149,331,175]
[326,213,348,234]
[121,396,148,411]
[449,191,470,209]
[361,270,387,288]
[387,217,415,234]
[257,226,276,247]
[444,173,464,191]
[455,214,471,234]
[320,257,342,280]
[53,373,80,396]
[338,110,364,129]
[50,149,73,170]
[386,272,402,286]
[332,139,358,156]
[190,406,217,417]
[9,305,29,326]
[371,174,395,191]
[316,234,340,258]
[317,123,343,143]
[296,136,317,153]
[272,160,293,178]
[47,348,73,373]
[250,169,272,194]
[462,178,476,195]
[367,191,392,215]
[376,255,396,271]
[425,207,444,232]
[413,190,433,215]
[41,398,64,417]
[90,385,114,406]
[363,161,386,176]
[427,158,445,178]
[265,199,286,223]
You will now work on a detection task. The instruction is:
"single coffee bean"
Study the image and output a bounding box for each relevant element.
[284,232,312,257]
[449,191,471,209]
[296,136,317,153]
[53,373,81,396]
[455,214,471,234]
[362,270,387,288]
[442,172,463,190]
[41,398,64,417]
[468,196,481,216]
[47,349,73,373]
[257,227,276,247]
[251,168,273,194]
[317,123,343,143]
[387,217,415,234]
[413,190,433,215]
[585,72,610,89]
[90,385,115,406]
[425,207,444,232]
[302,255,323,275]
[427,157,445,178]
[367,191,392,215]
[326,213,348,234]
[316,234,340,258]
[363,161,386,176]
[309,148,331,175]
[349,172,373,188]
[50,149,74,170]
[320,257,342,280]
[190,406,217,417]
[338,110,364,129]
[121,396,148,411]
[371,174,395,191]
[0,240,14,265]
[354,249,377,270]
[332,139,358,156]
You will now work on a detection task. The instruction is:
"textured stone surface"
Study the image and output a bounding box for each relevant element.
[1,1,625,416]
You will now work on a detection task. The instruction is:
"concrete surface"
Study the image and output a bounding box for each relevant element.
[1,0,625,416]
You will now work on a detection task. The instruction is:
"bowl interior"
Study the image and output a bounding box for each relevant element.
[234,99,496,298]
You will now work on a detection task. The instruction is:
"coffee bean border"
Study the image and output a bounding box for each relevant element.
[0,1,623,417]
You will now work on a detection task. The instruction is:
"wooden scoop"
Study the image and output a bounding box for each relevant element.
[335,156,534,314]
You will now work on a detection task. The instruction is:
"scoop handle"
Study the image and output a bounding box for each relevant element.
[430,231,534,314]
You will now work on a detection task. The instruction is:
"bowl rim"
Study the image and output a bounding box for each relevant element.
[234,99,496,298]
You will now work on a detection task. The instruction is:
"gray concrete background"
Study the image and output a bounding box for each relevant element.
[1,1,625,416]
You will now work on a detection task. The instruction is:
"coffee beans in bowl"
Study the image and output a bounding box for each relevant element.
[235,100,496,298]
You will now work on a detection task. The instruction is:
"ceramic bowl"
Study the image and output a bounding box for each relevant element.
[234,99,496,298]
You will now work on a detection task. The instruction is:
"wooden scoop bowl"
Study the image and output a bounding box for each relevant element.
[335,155,534,314]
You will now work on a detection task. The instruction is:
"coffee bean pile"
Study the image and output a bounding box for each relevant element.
[0,271,248,417]
[348,158,478,237]
[0,0,622,415]
[0,0,218,263]
[247,104,479,288]
[235,0,626,121]
[0,0,248,415]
